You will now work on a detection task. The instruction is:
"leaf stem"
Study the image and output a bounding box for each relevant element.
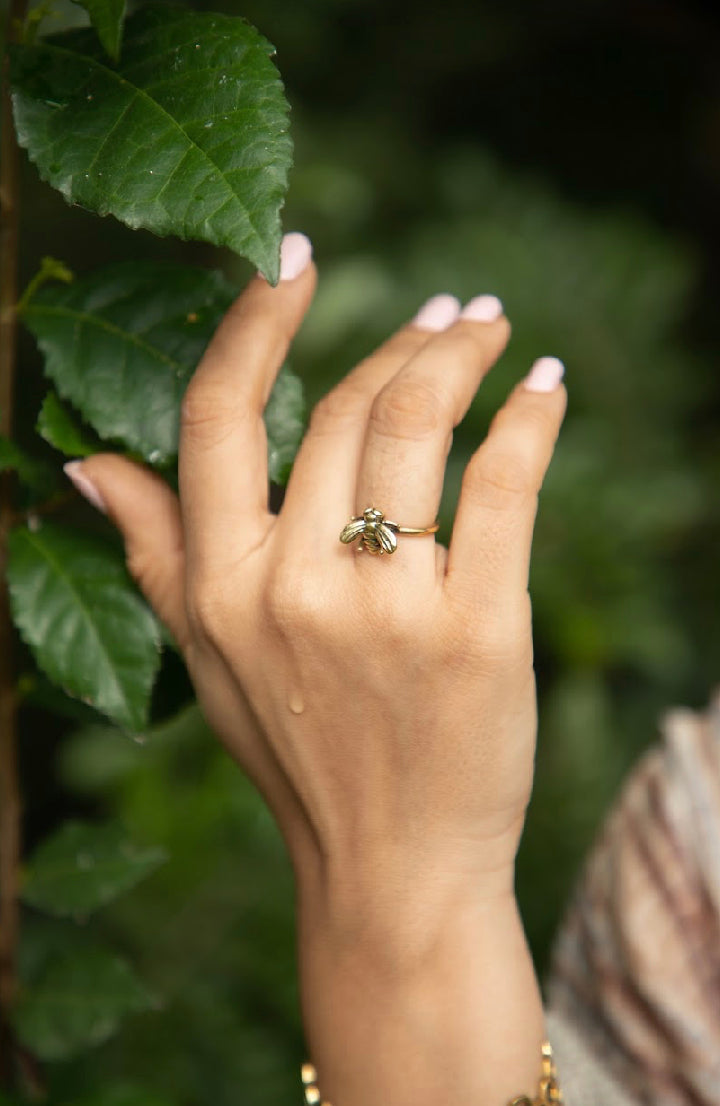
[16,255,73,316]
[0,0,28,1087]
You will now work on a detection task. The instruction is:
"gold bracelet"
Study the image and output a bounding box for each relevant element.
[301,1039,563,1105]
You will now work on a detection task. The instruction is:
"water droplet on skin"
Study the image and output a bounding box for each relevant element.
[288,693,305,715]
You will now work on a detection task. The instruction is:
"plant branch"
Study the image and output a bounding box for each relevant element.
[0,0,28,1086]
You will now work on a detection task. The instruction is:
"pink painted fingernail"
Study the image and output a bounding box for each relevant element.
[460,295,504,323]
[279,232,313,281]
[413,294,461,331]
[523,356,565,393]
[64,461,107,514]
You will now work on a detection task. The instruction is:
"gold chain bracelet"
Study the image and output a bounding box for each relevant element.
[301,1039,563,1105]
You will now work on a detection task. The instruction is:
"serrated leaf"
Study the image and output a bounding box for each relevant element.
[23,263,305,475]
[22,821,167,919]
[13,946,154,1061]
[7,523,160,731]
[37,391,101,457]
[10,5,292,281]
[72,0,126,61]
[24,262,233,464]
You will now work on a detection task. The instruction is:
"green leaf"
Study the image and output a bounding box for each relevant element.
[23,263,305,476]
[10,5,292,281]
[24,262,234,464]
[265,366,304,484]
[22,821,167,919]
[72,0,126,61]
[37,391,101,457]
[7,523,160,732]
[13,946,154,1061]
[0,432,57,495]
[17,255,74,315]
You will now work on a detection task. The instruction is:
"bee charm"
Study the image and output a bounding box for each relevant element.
[339,507,399,555]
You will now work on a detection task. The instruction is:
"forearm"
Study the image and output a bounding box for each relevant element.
[296,870,544,1106]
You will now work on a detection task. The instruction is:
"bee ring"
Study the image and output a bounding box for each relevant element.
[339,506,440,556]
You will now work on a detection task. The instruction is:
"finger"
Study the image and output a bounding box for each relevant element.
[354,296,510,571]
[64,455,189,651]
[279,294,462,545]
[446,356,567,615]
[179,232,317,574]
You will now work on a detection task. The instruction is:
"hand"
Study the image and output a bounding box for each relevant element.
[67,233,568,1104]
[66,233,566,928]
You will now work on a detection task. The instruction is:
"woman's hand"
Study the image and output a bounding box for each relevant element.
[65,233,567,1104]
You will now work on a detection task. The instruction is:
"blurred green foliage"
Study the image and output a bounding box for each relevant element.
[5,0,720,1102]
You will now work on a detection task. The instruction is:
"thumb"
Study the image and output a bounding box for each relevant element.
[64,455,189,651]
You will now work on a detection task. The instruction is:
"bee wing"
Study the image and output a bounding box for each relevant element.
[339,518,366,544]
[376,523,398,554]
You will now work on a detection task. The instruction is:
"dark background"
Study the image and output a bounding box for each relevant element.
[8,1,720,1103]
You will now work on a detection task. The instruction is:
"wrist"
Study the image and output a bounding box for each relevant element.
[295,855,517,974]
[295,885,543,1106]
[293,831,521,969]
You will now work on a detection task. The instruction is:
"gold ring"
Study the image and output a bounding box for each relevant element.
[339,506,439,555]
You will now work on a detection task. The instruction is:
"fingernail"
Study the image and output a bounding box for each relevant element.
[279,232,313,281]
[413,294,461,331]
[460,295,504,323]
[523,356,565,393]
[64,461,107,514]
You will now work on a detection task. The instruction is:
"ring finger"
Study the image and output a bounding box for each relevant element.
[353,296,510,575]
[278,294,462,545]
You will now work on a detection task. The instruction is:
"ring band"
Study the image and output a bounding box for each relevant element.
[339,506,439,555]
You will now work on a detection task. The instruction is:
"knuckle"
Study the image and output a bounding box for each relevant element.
[186,571,226,642]
[464,449,536,510]
[309,383,367,434]
[444,601,532,672]
[125,544,152,590]
[369,379,447,441]
[264,565,325,631]
[493,400,557,439]
[181,382,249,444]
[481,610,532,666]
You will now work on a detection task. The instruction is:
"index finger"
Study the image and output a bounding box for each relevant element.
[179,233,316,575]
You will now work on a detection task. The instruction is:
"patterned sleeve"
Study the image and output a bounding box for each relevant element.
[546,689,720,1106]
